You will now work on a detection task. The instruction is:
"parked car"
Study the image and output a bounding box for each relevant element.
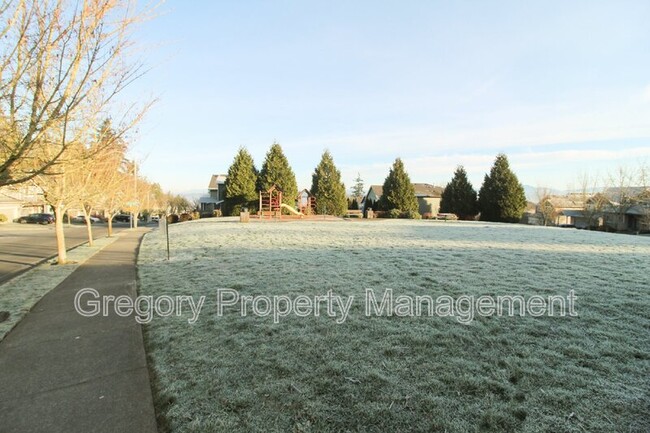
[113,214,131,223]
[72,215,102,224]
[16,213,55,224]
[150,215,160,222]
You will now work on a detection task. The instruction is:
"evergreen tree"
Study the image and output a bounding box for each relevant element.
[351,173,365,204]
[363,195,376,217]
[224,147,258,215]
[310,150,347,216]
[379,158,418,216]
[258,142,298,206]
[349,198,359,210]
[478,153,527,222]
[440,166,478,220]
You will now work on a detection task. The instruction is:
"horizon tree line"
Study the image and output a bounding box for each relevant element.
[223,143,528,223]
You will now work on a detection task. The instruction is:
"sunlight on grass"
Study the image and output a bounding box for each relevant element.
[139,219,650,432]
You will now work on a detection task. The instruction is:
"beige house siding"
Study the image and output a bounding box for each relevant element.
[418,197,440,216]
[0,186,48,220]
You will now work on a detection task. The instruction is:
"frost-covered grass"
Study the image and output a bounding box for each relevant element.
[139,219,650,433]
[0,236,117,340]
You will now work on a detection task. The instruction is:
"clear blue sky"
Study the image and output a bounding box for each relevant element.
[126,0,650,196]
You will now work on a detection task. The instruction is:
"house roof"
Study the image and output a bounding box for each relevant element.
[560,209,585,218]
[625,204,649,216]
[542,195,585,210]
[368,185,383,197]
[297,189,313,197]
[366,183,442,199]
[198,197,224,205]
[413,183,443,198]
[208,174,227,190]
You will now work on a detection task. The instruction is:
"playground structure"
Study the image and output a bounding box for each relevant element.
[256,186,318,219]
[297,189,317,215]
[258,185,283,218]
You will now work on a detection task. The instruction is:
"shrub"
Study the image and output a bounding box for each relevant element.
[0,214,7,223]
[230,204,242,216]
[167,214,179,224]
[387,208,402,219]
[404,210,421,219]
[179,213,193,222]
[213,209,222,217]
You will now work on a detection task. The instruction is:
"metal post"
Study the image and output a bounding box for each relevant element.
[165,214,170,260]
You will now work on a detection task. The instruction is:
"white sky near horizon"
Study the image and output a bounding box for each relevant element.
[123,1,650,195]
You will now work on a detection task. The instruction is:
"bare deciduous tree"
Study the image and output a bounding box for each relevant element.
[535,186,556,226]
[33,140,86,263]
[0,0,150,187]
[74,122,129,244]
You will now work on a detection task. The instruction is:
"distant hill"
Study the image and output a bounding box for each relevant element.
[522,185,565,203]
[177,189,206,202]
[522,185,604,203]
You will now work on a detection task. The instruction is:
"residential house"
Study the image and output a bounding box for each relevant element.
[413,183,443,217]
[536,187,650,232]
[535,194,586,226]
[198,174,227,213]
[363,183,443,217]
[601,187,650,232]
[0,185,48,220]
[363,185,383,210]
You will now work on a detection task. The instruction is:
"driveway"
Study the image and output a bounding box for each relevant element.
[0,222,138,284]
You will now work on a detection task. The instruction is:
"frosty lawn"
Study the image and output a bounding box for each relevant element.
[138,219,650,433]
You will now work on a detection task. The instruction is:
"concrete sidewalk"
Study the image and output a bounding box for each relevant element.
[0,228,158,433]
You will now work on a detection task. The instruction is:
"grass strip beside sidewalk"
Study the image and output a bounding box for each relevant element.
[0,235,119,340]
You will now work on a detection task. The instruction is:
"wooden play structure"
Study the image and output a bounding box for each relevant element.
[256,186,320,219]
[258,185,283,218]
[297,189,317,215]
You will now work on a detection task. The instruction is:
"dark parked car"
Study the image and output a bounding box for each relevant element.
[16,213,55,224]
[113,214,131,223]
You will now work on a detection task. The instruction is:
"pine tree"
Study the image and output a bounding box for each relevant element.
[363,195,377,217]
[478,153,527,223]
[258,142,298,206]
[379,158,418,216]
[224,147,258,215]
[310,150,347,216]
[440,166,478,220]
[351,173,365,204]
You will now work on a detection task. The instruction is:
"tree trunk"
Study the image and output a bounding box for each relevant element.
[82,207,94,247]
[86,218,93,245]
[53,205,67,264]
[107,215,113,237]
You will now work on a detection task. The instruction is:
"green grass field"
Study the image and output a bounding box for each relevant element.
[138,219,650,432]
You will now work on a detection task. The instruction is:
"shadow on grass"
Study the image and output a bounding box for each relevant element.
[137,225,650,433]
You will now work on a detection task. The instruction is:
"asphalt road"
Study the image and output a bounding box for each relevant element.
[0,222,136,285]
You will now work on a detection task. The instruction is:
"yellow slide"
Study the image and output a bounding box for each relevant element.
[280,203,304,216]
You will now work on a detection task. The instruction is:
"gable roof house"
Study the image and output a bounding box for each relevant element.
[537,187,650,232]
[198,174,227,213]
[412,183,443,217]
[601,186,650,232]
[535,194,586,227]
[363,185,383,208]
[363,183,443,217]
